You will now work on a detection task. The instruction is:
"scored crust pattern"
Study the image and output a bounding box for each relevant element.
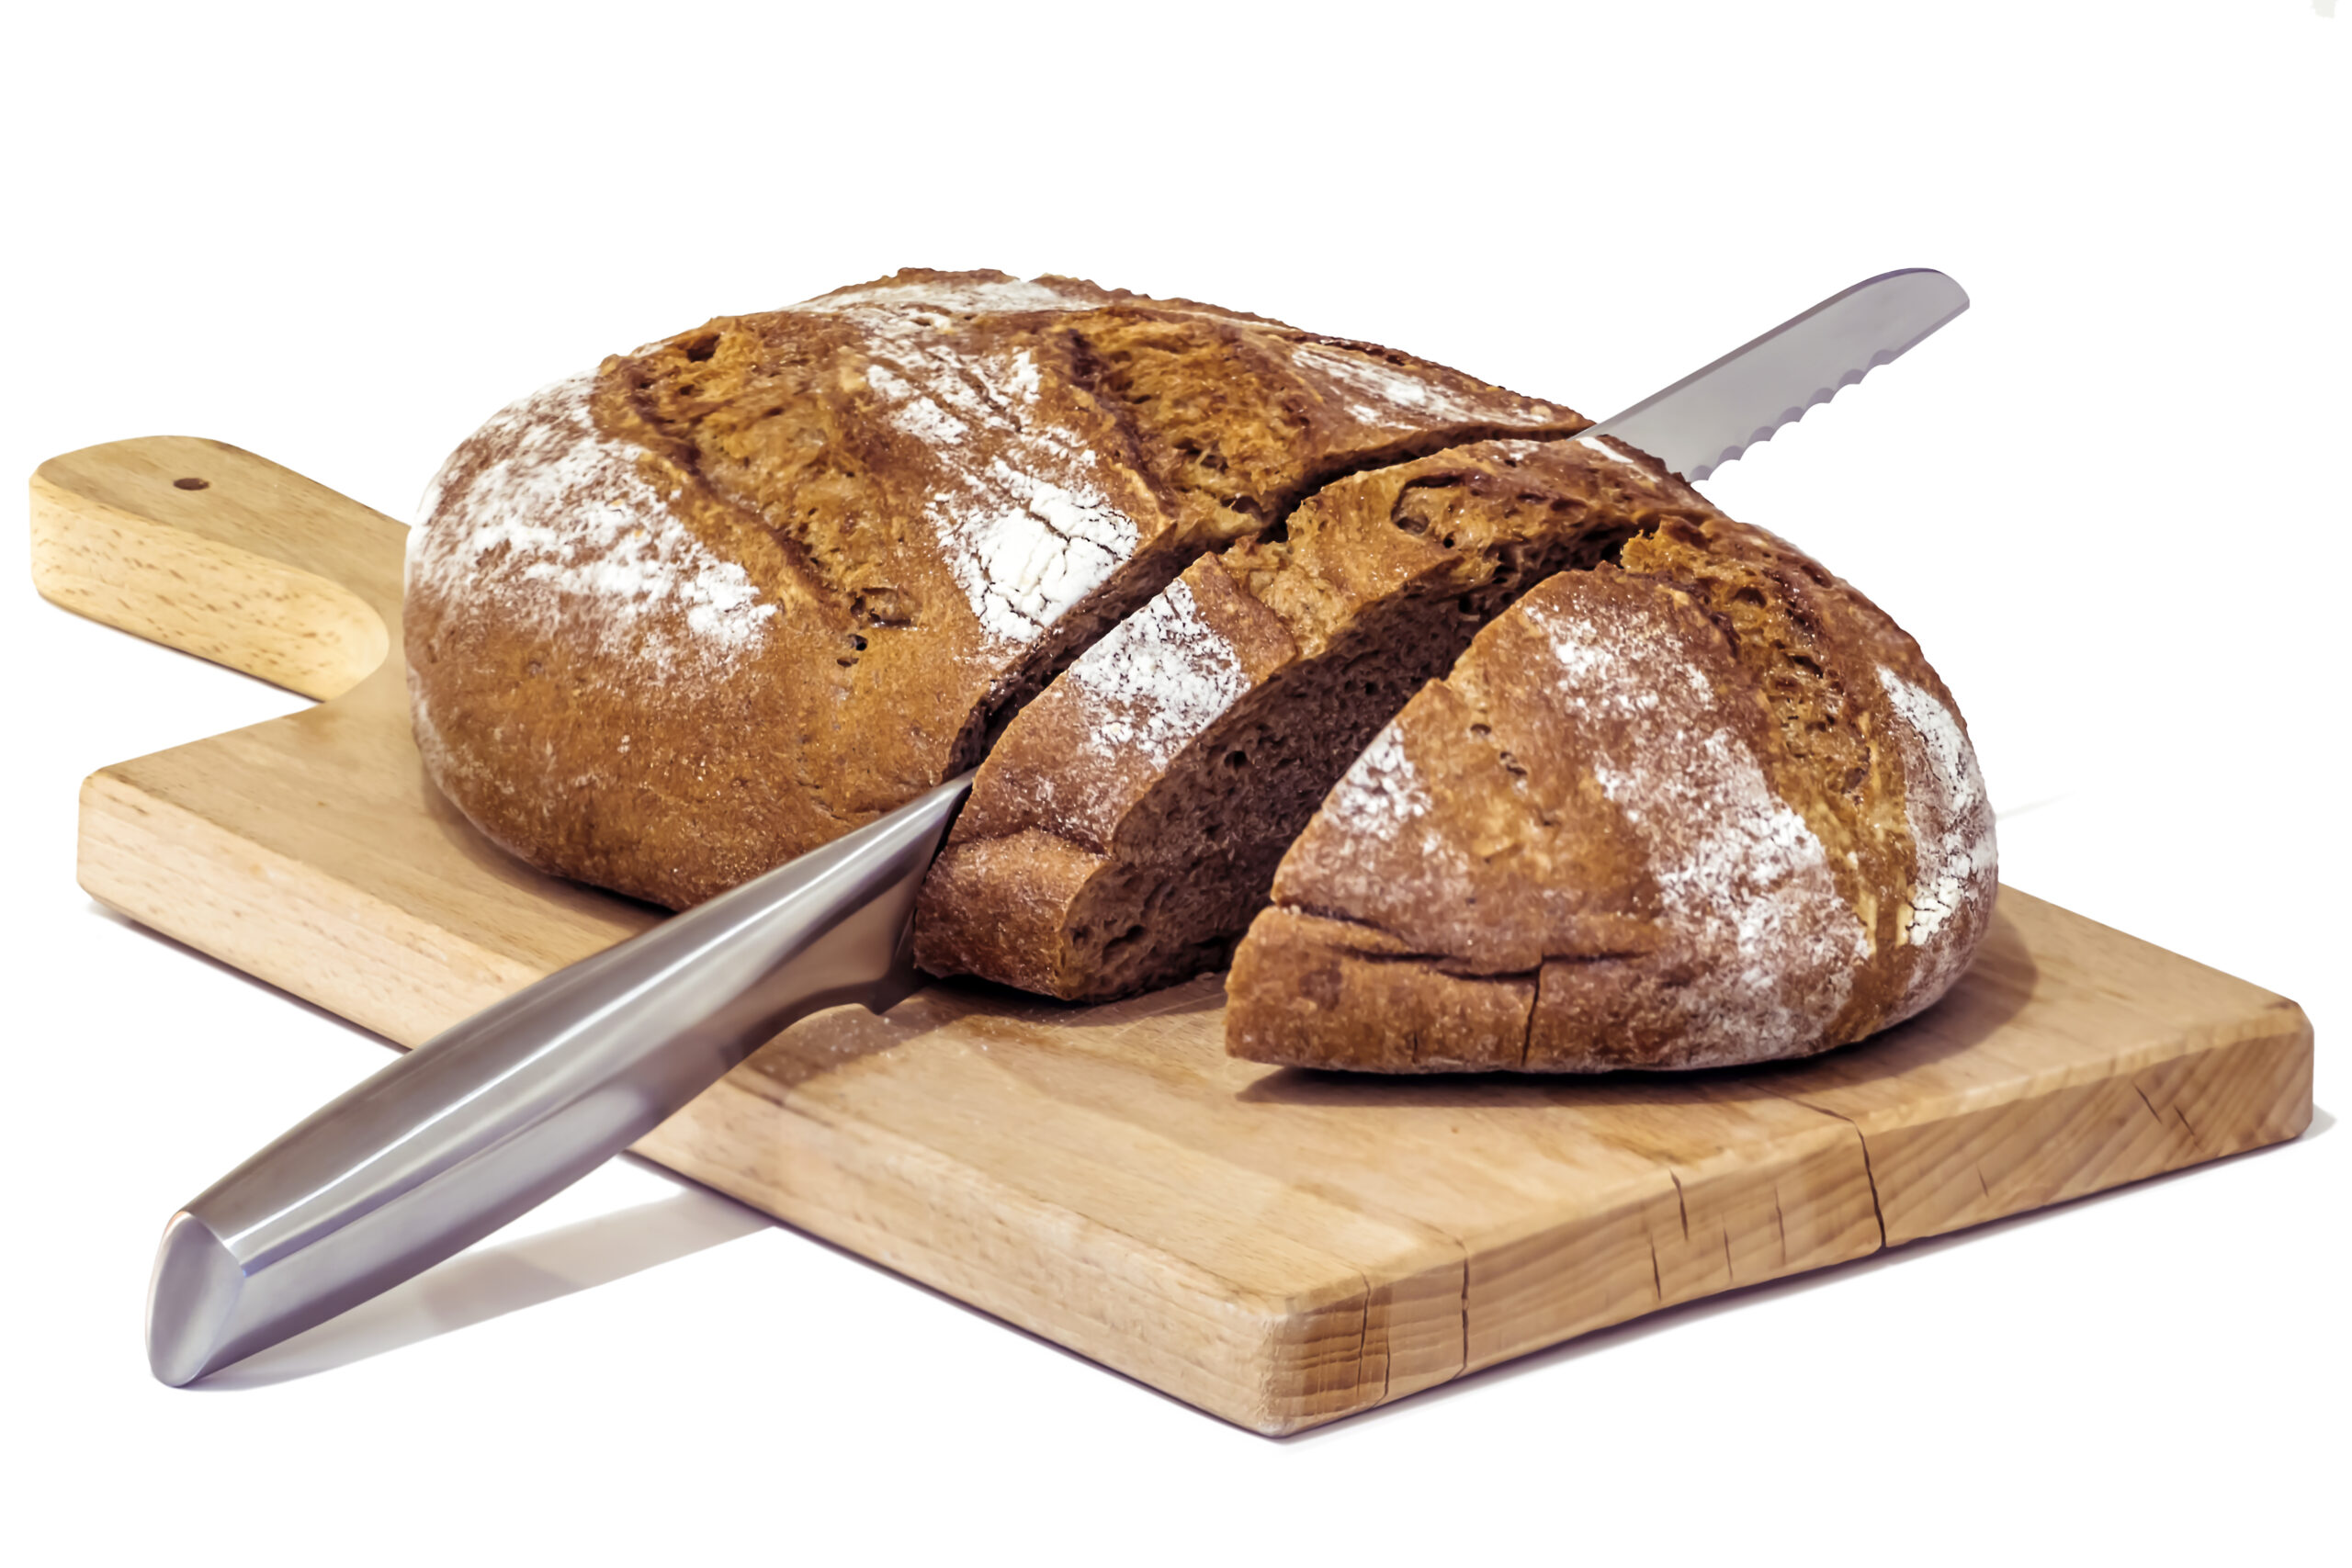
[404,269,1584,908]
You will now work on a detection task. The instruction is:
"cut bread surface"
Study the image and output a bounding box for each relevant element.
[913,434,1713,1000]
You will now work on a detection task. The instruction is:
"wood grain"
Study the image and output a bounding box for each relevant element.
[33,437,2315,1434]
[31,437,400,700]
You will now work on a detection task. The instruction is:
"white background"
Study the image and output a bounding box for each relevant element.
[3,1,2345,1561]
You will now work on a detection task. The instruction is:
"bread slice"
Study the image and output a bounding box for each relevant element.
[912,435,1721,999]
[1224,509,1998,1072]
[405,269,1587,908]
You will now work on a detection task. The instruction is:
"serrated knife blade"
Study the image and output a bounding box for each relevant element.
[1587,267,1969,481]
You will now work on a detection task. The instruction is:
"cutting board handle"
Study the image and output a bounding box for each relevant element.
[29,436,409,701]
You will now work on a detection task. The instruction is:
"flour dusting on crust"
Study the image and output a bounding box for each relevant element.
[1294,341,1560,427]
[1065,576,1248,769]
[1326,723,1433,845]
[819,293,1141,648]
[408,373,776,675]
[1522,592,1869,1060]
[1878,665,1998,1011]
[941,464,1137,646]
[1577,433,1657,474]
[799,274,1100,319]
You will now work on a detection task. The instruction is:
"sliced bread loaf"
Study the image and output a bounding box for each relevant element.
[911,434,1714,999]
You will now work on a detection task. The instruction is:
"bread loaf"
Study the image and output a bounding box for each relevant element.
[404,270,1584,908]
[911,435,1709,999]
[1223,500,1999,1072]
[408,265,1995,1075]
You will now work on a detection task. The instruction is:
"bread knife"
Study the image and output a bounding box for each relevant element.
[144,266,1969,1385]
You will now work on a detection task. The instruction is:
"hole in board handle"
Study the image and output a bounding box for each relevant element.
[174,477,210,491]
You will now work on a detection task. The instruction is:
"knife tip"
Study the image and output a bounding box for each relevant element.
[146,1210,243,1387]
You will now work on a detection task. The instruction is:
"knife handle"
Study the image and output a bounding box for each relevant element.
[145,772,973,1386]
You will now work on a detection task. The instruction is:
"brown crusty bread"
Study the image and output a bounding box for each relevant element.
[1223,500,1998,1073]
[404,269,1585,909]
[911,435,1713,1000]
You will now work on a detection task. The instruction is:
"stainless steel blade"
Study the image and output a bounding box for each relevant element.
[145,772,972,1386]
[1586,268,1968,480]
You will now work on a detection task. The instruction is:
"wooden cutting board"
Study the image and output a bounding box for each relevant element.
[32,436,2314,1434]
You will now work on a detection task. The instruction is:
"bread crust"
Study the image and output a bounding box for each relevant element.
[404,270,1583,908]
[1224,510,1998,1072]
